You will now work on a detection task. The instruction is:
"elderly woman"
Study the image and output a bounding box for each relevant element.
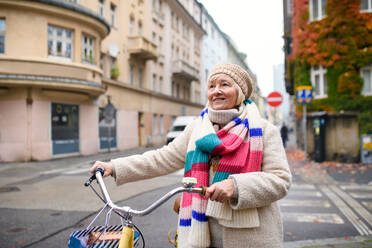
[90,63,291,248]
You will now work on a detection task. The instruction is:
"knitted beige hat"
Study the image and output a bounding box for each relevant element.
[207,63,253,99]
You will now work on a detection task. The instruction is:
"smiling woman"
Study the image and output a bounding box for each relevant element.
[90,63,291,248]
[207,74,239,110]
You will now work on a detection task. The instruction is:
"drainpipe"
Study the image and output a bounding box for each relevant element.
[26,87,33,161]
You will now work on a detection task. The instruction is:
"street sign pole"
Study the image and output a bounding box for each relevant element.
[296,86,312,157]
[303,104,307,155]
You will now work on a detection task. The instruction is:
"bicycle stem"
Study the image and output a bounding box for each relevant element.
[95,171,205,218]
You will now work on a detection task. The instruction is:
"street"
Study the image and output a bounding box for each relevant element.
[0,148,371,248]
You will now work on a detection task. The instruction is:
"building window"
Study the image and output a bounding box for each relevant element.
[48,25,73,61]
[130,64,135,85]
[361,0,372,11]
[287,0,293,15]
[0,19,5,54]
[158,36,162,53]
[159,76,163,92]
[110,3,117,27]
[152,32,156,44]
[138,22,142,35]
[159,115,164,135]
[310,0,326,21]
[129,17,134,35]
[152,74,157,91]
[110,56,117,78]
[153,114,158,135]
[361,66,372,95]
[138,68,143,88]
[311,66,327,98]
[81,34,95,64]
[98,0,104,16]
[100,53,105,74]
[159,0,162,12]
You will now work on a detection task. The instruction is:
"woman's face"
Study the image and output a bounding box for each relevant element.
[207,73,238,110]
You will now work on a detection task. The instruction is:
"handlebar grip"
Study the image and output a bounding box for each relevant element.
[200,185,207,196]
[84,167,105,187]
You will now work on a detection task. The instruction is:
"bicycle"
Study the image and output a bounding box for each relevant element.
[68,168,206,248]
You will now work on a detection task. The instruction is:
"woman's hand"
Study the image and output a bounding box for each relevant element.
[204,179,235,203]
[90,161,114,178]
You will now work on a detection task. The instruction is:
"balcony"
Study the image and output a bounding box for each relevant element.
[172,59,199,81]
[127,36,158,60]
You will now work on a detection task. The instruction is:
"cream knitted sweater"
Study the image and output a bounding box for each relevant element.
[111,118,291,248]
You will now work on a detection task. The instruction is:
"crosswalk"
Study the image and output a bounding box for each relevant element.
[280,183,372,236]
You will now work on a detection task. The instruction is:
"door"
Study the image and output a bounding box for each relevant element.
[51,103,79,155]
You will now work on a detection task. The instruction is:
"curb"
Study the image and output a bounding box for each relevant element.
[284,235,372,248]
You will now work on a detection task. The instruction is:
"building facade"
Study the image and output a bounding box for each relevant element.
[0,0,260,162]
[0,0,204,162]
[283,0,372,161]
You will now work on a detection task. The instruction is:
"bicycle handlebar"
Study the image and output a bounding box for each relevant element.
[92,168,206,217]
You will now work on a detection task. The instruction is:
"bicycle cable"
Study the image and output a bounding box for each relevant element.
[89,183,146,248]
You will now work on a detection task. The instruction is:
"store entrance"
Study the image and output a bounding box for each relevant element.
[51,103,79,155]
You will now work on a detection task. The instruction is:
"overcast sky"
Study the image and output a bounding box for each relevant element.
[199,0,285,96]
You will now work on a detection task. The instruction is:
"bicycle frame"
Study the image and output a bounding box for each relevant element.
[92,169,205,248]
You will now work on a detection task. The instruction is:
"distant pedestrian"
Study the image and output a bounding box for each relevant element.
[280,123,289,148]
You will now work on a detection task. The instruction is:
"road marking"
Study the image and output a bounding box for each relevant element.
[283,213,344,224]
[40,168,67,175]
[340,184,372,191]
[349,192,372,199]
[288,191,323,197]
[63,168,89,175]
[320,185,372,235]
[279,199,331,208]
[331,185,372,227]
[291,184,316,190]
[362,201,372,210]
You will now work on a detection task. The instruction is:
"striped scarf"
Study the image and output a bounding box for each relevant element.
[178,100,263,247]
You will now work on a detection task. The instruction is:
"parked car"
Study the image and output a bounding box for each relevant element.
[166,116,197,144]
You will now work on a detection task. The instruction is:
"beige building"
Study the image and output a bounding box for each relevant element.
[0,0,204,162]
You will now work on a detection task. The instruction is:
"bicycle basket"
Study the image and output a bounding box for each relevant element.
[68,224,140,248]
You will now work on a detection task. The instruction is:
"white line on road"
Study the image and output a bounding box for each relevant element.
[362,201,372,210]
[320,186,372,235]
[288,191,323,197]
[331,185,372,227]
[340,184,372,191]
[349,192,372,199]
[279,199,331,208]
[63,168,90,175]
[283,213,344,224]
[40,168,67,175]
[291,184,316,190]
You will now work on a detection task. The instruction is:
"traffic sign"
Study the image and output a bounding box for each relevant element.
[296,86,312,104]
[267,91,283,107]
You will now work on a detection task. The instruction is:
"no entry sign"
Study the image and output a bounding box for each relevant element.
[267,91,283,107]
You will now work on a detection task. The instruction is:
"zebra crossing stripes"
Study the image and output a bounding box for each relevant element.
[283,213,344,224]
[362,201,372,210]
[291,183,316,190]
[288,190,323,197]
[320,185,372,235]
[349,192,372,199]
[280,199,331,208]
[340,185,372,191]
[330,185,372,227]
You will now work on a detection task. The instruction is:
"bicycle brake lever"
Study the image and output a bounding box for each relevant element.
[84,167,104,187]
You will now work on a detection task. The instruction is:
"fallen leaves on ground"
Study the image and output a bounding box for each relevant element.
[286,149,372,183]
